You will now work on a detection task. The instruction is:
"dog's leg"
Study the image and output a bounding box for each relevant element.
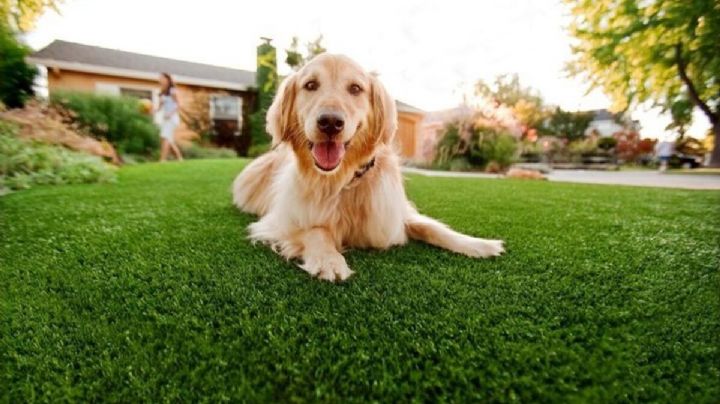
[232,151,279,216]
[405,213,504,258]
[298,227,354,282]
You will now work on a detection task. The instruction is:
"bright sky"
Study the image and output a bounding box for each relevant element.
[25,0,710,139]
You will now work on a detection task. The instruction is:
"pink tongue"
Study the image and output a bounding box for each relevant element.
[312,141,346,170]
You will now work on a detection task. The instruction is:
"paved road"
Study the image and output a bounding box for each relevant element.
[402,167,720,190]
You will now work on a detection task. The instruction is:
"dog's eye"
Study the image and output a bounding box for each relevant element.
[304,80,319,91]
[348,84,363,95]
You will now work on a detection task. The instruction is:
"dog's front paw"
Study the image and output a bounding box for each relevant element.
[300,253,355,282]
[461,237,505,258]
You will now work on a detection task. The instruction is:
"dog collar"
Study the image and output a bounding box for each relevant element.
[345,157,375,188]
[354,157,375,179]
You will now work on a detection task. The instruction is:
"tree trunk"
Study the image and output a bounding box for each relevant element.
[674,43,720,167]
[709,123,720,168]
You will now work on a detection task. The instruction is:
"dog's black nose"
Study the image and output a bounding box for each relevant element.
[317,113,344,137]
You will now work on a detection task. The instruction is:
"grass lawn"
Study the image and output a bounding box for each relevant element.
[2,159,719,402]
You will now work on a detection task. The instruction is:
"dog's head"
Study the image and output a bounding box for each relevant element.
[266,54,397,174]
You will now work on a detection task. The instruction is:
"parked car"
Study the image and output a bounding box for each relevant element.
[669,153,703,169]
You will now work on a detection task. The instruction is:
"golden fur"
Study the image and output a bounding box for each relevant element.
[233,54,504,281]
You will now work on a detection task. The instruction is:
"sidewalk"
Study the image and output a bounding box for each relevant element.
[402,167,720,190]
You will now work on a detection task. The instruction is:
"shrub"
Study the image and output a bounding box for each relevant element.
[468,127,518,170]
[50,91,159,155]
[597,137,617,151]
[0,120,116,192]
[448,157,473,171]
[433,123,518,171]
[181,143,237,159]
[247,142,272,157]
[0,24,37,108]
[0,100,121,163]
[568,138,598,155]
[433,123,469,166]
[614,131,656,163]
[519,140,543,162]
[567,138,599,162]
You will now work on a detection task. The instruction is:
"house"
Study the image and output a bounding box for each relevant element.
[395,101,425,159]
[28,40,256,148]
[28,40,424,158]
[584,109,640,137]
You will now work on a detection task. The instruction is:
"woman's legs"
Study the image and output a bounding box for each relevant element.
[160,119,183,161]
[160,139,170,162]
[169,140,184,161]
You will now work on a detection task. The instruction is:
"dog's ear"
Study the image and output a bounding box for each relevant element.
[369,75,398,145]
[266,73,298,145]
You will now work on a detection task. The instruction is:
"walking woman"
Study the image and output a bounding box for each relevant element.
[157,73,184,161]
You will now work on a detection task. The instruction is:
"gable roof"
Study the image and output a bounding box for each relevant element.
[29,40,256,91]
[396,100,424,114]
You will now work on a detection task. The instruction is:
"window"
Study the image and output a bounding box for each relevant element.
[120,87,153,101]
[210,95,242,121]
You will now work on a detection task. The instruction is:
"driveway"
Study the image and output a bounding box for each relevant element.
[402,167,720,190]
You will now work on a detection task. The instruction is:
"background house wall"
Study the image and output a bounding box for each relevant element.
[46,69,253,144]
[396,112,423,159]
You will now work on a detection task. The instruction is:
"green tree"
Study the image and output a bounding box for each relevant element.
[564,0,720,166]
[540,107,595,141]
[0,23,36,108]
[665,99,693,138]
[475,74,545,135]
[248,38,278,150]
[1,0,61,32]
[285,35,326,71]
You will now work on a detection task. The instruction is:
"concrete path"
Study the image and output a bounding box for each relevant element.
[402,167,720,190]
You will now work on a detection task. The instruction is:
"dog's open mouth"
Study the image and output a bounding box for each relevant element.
[310,140,346,171]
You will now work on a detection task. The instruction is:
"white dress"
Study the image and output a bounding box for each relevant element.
[159,88,179,143]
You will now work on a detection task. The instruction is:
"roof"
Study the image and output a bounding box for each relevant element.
[29,40,255,91]
[30,41,427,108]
[586,109,619,121]
[396,100,424,114]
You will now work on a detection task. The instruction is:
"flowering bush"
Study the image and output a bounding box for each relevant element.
[434,123,518,171]
[614,131,655,163]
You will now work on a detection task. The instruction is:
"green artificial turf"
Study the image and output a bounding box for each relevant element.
[1,159,719,402]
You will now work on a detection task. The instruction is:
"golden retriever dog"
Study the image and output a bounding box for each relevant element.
[232,54,504,281]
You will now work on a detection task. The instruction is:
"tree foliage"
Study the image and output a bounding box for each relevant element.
[248,38,278,149]
[541,107,595,141]
[285,35,326,71]
[665,98,693,137]
[0,0,60,32]
[0,23,36,108]
[564,0,720,165]
[475,74,545,134]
